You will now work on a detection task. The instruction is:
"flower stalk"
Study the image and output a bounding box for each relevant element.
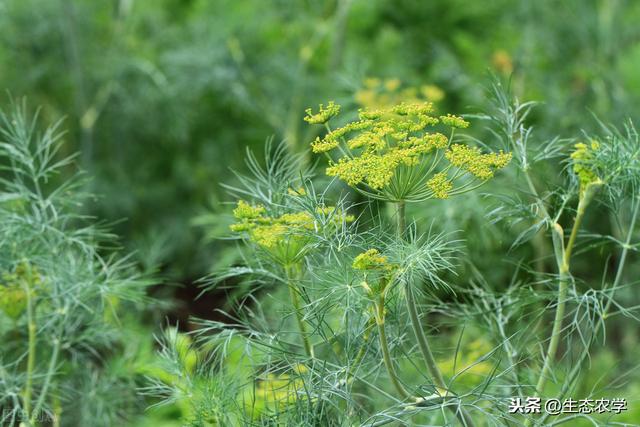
[374,294,411,400]
[285,265,314,358]
[395,202,476,427]
[531,182,598,400]
[30,335,62,425]
[536,193,640,426]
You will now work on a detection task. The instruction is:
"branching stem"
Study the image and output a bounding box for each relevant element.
[531,191,590,403]
[536,194,640,426]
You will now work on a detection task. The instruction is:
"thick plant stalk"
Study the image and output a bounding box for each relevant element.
[536,195,640,426]
[375,295,411,400]
[395,202,476,427]
[405,286,447,389]
[286,265,314,358]
[396,202,444,384]
[532,191,590,399]
[30,336,61,425]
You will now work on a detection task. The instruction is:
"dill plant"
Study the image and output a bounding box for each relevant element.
[484,82,640,425]
[146,101,515,426]
[147,89,639,426]
[0,102,150,427]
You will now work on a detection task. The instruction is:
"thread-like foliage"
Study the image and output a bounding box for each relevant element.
[0,102,151,426]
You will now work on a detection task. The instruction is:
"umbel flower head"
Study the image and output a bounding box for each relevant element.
[0,261,45,320]
[305,101,511,202]
[230,200,354,265]
[352,248,400,299]
[352,249,394,272]
[303,101,340,124]
[571,141,603,195]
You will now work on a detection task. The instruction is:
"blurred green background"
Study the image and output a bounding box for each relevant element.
[3,0,640,425]
[3,0,639,284]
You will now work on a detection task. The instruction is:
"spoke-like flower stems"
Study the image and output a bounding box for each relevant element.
[285,265,314,358]
[395,202,476,427]
[396,201,406,238]
[374,295,411,400]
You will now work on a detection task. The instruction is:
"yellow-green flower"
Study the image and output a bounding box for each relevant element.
[421,85,445,102]
[0,261,45,320]
[0,285,27,319]
[233,200,266,220]
[571,141,601,193]
[306,100,512,202]
[384,78,401,92]
[304,101,341,124]
[445,144,512,180]
[353,249,391,271]
[439,114,469,129]
[354,77,445,110]
[230,201,353,264]
[427,172,453,199]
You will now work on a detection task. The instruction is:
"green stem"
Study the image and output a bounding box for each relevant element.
[286,265,314,358]
[22,282,36,425]
[375,296,410,400]
[536,195,640,426]
[605,196,639,314]
[30,336,61,425]
[396,202,443,385]
[394,202,476,427]
[396,201,406,238]
[532,194,588,398]
[405,286,446,389]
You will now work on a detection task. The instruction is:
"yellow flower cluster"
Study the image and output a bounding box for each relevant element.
[304,101,340,124]
[445,144,512,180]
[355,77,445,110]
[439,114,469,129]
[233,200,266,220]
[306,100,511,200]
[326,150,415,190]
[427,172,453,199]
[492,50,514,75]
[571,141,600,191]
[311,119,374,154]
[310,102,452,190]
[230,201,353,249]
[353,249,393,271]
[0,261,44,320]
